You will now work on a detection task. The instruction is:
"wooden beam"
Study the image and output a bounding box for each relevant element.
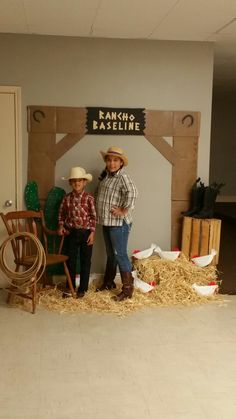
[144,134,178,165]
[54,132,86,161]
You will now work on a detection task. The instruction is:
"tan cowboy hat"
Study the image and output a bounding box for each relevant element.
[62,167,92,182]
[100,146,128,166]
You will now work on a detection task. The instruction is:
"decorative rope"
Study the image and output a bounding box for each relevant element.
[0,232,46,293]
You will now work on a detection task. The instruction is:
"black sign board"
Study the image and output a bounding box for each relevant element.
[86,107,145,135]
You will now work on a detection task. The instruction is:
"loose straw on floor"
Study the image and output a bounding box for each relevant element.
[6,252,223,315]
[37,253,221,316]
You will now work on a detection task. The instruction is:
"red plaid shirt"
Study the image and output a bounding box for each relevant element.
[58,190,96,232]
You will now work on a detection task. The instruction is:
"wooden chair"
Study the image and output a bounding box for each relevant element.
[0,210,76,312]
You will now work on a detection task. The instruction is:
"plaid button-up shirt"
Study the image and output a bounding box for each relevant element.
[96,168,138,226]
[58,190,96,231]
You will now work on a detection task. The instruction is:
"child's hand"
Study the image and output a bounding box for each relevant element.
[58,226,67,236]
[87,231,94,245]
[111,206,128,217]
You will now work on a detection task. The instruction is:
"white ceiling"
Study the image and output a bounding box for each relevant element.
[1,0,236,93]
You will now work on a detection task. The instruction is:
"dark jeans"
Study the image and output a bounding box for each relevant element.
[66,229,93,292]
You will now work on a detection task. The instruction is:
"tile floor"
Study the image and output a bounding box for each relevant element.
[0,292,236,419]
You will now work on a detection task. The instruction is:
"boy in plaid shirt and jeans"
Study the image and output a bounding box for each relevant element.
[58,167,96,298]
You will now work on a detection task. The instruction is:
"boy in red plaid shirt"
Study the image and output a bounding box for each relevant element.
[58,167,96,298]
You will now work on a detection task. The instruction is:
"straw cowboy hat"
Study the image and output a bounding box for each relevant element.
[62,167,93,182]
[100,146,128,166]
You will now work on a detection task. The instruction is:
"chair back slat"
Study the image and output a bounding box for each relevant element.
[0,210,63,259]
[0,211,43,260]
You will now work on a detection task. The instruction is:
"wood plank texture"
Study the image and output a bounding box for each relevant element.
[181,217,221,265]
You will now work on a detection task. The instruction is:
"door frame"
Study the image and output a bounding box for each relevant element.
[0,86,22,209]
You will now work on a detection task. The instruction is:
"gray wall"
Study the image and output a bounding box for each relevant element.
[0,34,214,272]
[210,91,236,200]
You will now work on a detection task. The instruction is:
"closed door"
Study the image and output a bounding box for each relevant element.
[0,87,21,284]
[0,87,21,213]
[0,91,17,208]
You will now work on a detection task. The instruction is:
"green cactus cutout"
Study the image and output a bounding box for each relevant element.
[24,181,40,211]
[44,186,66,230]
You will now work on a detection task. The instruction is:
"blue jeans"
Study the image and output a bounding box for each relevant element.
[102,221,132,273]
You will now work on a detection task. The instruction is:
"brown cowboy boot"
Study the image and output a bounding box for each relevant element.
[96,264,117,291]
[112,272,134,302]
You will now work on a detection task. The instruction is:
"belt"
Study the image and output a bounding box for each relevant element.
[66,225,89,231]
[69,226,89,231]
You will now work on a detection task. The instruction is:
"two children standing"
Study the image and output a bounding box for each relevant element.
[58,146,138,301]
